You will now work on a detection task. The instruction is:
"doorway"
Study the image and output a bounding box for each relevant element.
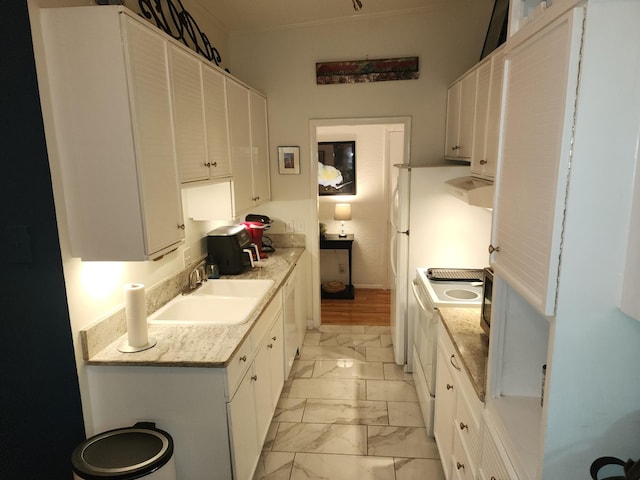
[309,117,411,327]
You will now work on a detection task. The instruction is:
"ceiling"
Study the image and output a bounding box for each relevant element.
[192,0,463,33]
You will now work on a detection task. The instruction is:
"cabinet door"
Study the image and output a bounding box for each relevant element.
[254,342,273,447]
[227,79,254,215]
[169,45,208,184]
[123,16,184,257]
[283,268,298,379]
[227,366,260,480]
[491,10,584,315]
[434,347,456,479]
[294,252,310,348]
[457,71,477,159]
[471,60,492,176]
[478,417,519,480]
[249,91,271,206]
[444,82,461,158]
[203,65,232,179]
[483,49,506,179]
[268,313,285,408]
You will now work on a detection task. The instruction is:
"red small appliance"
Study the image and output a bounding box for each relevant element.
[241,221,268,259]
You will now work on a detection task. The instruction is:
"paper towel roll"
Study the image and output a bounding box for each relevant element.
[124,283,148,348]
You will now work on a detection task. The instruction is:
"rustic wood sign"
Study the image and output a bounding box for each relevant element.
[316,57,419,84]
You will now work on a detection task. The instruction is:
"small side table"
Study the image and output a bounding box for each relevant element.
[320,233,354,299]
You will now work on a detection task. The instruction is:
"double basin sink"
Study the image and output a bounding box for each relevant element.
[148,279,274,326]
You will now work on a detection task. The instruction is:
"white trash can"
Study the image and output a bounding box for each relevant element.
[72,422,176,480]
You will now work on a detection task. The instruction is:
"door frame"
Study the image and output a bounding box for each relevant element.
[308,116,412,327]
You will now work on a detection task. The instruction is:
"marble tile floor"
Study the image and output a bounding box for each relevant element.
[253,324,446,480]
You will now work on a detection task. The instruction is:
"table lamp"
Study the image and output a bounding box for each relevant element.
[334,203,351,237]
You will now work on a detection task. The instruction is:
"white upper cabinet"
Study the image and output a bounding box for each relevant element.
[445,70,477,159]
[202,65,232,179]
[491,10,584,315]
[471,48,505,179]
[169,46,231,184]
[227,79,271,216]
[41,7,184,260]
[249,91,271,208]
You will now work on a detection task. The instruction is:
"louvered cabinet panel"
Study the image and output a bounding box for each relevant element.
[491,9,585,315]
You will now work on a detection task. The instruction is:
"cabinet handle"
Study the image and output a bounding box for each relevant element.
[178,224,186,230]
[446,383,454,390]
[272,336,277,341]
[456,461,465,471]
[452,145,460,151]
[267,343,273,349]
[459,422,468,431]
[491,477,497,480]
[252,196,260,202]
[479,159,487,165]
[239,355,247,362]
[488,244,501,254]
[251,375,258,381]
[450,354,461,371]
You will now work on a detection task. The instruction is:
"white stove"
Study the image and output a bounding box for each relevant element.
[417,267,483,308]
[411,267,484,437]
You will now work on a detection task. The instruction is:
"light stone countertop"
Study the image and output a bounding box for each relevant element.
[85,247,304,368]
[438,306,489,401]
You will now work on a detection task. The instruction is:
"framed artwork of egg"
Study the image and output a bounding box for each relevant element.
[318,141,356,196]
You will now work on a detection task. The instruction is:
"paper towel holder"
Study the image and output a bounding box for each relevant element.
[118,337,157,353]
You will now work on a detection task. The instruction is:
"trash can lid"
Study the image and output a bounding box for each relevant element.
[71,422,173,479]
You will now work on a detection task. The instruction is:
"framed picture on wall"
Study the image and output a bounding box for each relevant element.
[318,141,356,195]
[278,146,301,174]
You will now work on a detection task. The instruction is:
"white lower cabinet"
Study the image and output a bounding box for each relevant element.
[86,291,285,480]
[434,320,483,480]
[227,297,284,480]
[478,414,519,480]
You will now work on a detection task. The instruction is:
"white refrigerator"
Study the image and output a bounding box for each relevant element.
[389,164,493,367]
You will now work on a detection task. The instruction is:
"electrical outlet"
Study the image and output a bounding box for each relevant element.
[183,247,192,265]
[285,220,294,232]
[338,263,345,273]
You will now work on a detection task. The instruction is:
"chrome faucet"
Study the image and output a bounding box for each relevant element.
[184,262,207,294]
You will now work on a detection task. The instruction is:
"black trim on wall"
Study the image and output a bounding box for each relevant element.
[0,3,85,478]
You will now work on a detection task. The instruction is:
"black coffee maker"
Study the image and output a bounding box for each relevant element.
[206,225,255,275]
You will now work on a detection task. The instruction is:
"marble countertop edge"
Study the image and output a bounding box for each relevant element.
[438,306,489,402]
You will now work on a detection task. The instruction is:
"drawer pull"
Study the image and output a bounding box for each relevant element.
[272,336,277,341]
[491,477,497,480]
[251,375,258,381]
[267,343,274,349]
[446,384,454,390]
[450,354,462,371]
[459,422,469,431]
[456,461,465,471]
[239,355,247,362]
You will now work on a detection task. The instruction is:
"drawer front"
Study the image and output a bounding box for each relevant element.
[455,386,482,469]
[226,338,254,399]
[452,430,474,480]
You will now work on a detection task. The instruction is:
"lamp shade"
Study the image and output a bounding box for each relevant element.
[334,203,352,221]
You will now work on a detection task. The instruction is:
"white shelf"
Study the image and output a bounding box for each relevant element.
[487,396,542,480]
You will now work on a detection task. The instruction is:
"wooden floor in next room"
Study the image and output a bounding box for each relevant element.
[321,288,391,326]
[252,288,445,480]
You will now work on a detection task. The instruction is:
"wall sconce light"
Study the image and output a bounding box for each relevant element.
[334,203,352,237]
